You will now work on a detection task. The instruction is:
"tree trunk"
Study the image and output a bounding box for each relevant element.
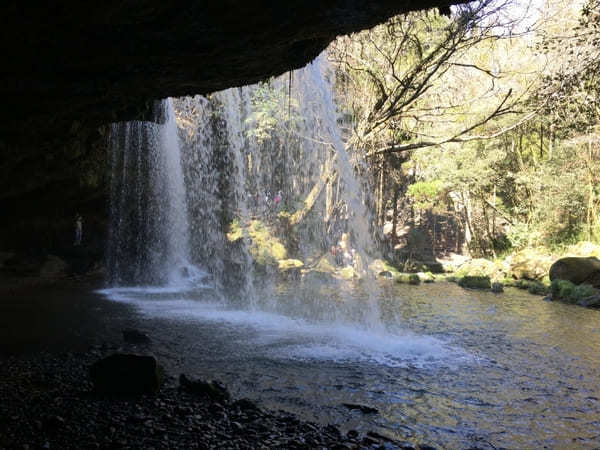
[391,186,399,246]
[377,156,385,227]
[290,158,337,226]
[482,200,496,258]
[461,191,474,256]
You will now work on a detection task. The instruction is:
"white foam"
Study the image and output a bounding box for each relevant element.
[97,288,473,368]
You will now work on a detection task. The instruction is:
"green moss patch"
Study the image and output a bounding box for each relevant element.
[227,219,287,266]
[550,279,598,304]
[458,276,491,290]
[396,273,421,285]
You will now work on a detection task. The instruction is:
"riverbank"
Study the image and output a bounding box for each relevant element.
[0,350,404,449]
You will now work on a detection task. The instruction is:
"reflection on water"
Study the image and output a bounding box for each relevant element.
[99,282,600,449]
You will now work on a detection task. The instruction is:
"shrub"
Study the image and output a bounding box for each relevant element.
[571,284,598,303]
[550,279,574,299]
[550,279,597,303]
[527,282,548,296]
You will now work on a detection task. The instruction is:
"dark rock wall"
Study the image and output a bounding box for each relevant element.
[0,0,459,263]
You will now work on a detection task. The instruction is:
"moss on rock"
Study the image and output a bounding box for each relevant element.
[418,271,435,283]
[278,259,304,271]
[508,248,553,281]
[458,275,491,290]
[456,259,503,280]
[315,255,336,274]
[227,219,287,266]
[396,273,421,285]
[339,266,356,280]
[369,259,400,278]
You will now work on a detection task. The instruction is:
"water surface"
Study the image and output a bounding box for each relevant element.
[99,281,600,449]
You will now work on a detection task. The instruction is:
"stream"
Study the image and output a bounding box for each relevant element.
[99,280,600,449]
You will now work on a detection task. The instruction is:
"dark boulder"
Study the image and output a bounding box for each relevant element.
[549,257,600,288]
[89,354,162,395]
[378,270,394,279]
[491,282,504,293]
[179,374,231,403]
[578,294,600,308]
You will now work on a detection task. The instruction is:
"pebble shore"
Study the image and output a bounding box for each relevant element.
[0,350,432,450]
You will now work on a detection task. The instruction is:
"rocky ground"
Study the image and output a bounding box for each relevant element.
[0,350,428,450]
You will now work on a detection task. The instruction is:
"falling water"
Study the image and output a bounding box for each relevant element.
[107,99,200,286]
[292,56,384,328]
[107,53,383,327]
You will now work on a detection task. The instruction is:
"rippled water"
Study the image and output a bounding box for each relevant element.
[99,281,600,449]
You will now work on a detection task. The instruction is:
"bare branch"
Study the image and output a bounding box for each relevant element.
[366,90,547,156]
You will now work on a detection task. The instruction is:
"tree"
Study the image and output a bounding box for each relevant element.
[328,0,547,255]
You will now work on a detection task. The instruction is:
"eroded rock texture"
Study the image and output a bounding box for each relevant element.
[0,1,457,256]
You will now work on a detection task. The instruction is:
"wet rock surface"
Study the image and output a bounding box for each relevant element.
[0,351,430,449]
[89,353,163,395]
[1,1,459,144]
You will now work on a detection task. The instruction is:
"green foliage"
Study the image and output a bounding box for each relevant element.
[406,180,445,211]
[550,279,572,298]
[331,0,600,257]
[458,275,491,289]
[506,223,536,251]
[527,282,549,296]
[396,273,421,285]
[246,83,297,145]
[228,219,287,265]
[226,219,243,242]
[503,277,549,295]
[550,279,598,303]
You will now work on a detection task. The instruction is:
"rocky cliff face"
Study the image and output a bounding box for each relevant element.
[0,0,457,263]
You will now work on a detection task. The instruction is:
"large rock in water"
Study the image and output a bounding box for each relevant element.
[89,354,162,395]
[549,257,600,288]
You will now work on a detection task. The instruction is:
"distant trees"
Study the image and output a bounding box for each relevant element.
[330,0,600,256]
[329,0,529,157]
[227,0,600,258]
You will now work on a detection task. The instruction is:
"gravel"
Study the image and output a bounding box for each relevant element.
[0,350,428,449]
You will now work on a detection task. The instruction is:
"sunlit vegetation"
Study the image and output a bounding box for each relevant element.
[326,0,600,276]
[222,0,600,299]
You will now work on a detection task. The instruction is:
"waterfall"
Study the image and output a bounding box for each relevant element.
[107,52,382,327]
[107,99,199,286]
